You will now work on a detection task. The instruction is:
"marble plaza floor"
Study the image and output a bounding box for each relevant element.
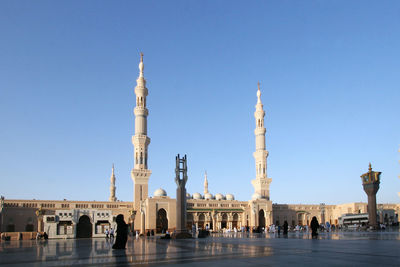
[1,231,400,266]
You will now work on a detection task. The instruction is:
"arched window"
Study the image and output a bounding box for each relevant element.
[140,152,143,164]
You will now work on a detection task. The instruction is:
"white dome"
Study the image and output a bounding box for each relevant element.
[252,193,262,200]
[215,193,225,200]
[186,193,192,199]
[154,188,167,197]
[193,193,202,199]
[225,194,235,200]
[204,193,214,200]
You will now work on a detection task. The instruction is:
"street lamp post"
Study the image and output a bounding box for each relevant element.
[360,163,381,229]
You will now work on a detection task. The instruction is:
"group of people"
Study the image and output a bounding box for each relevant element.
[106,215,323,248]
[213,217,322,239]
[35,232,49,240]
[104,228,114,239]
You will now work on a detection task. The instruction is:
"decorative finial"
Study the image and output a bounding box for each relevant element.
[257,82,261,103]
[112,163,115,174]
[139,52,144,77]
[368,162,372,171]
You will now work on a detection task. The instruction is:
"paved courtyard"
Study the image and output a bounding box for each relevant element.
[1,231,400,266]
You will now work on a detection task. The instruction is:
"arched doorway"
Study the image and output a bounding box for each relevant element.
[221,213,228,229]
[198,213,205,229]
[76,215,92,238]
[258,210,265,228]
[232,213,238,229]
[156,209,168,233]
[297,213,303,226]
[187,213,193,230]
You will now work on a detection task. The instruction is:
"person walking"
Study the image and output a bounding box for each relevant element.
[310,216,319,239]
[105,229,109,239]
[112,215,128,249]
[110,228,114,239]
[283,221,288,235]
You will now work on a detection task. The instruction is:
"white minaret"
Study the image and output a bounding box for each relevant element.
[131,53,152,210]
[251,82,272,200]
[109,164,117,202]
[204,171,209,195]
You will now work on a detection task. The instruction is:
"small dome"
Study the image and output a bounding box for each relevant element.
[154,188,167,197]
[186,193,192,199]
[193,193,202,199]
[226,194,235,200]
[204,193,214,200]
[215,193,225,200]
[252,193,262,200]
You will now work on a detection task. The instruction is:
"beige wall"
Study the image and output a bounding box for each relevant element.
[2,199,399,238]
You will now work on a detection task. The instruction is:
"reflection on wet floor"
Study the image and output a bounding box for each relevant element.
[0,231,399,266]
[214,230,400,240]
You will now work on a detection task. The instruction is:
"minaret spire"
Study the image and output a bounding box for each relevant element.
[139,52,144,77]
[131,52,152,212]
[109,164,117,202]
[204,171,209,195]
[257,81,262,104]
[251,82,272,200]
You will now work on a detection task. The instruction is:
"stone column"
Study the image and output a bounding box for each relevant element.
[212,215,216,231]
[140,211,145,234]
[35,208,45,233]
[320,203,326,224]
[140,201,146,234]
[38,217,43,232]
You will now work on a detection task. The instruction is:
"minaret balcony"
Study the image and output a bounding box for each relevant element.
[132,135,150,146]
[134,107,148,116]
[253,150,269,158]
[254,128,266,135]
[134,85,148,96]
[254,110,265,117]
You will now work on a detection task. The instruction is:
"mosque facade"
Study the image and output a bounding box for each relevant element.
[0,55,399,239]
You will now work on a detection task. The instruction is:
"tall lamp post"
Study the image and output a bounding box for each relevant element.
[360,163,381,229]
[174,154,191,238]
[0,196,4,232]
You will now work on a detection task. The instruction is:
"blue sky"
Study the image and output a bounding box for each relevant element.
[0,1,399,204]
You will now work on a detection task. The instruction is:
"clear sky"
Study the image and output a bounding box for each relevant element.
[0,1,399,205]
